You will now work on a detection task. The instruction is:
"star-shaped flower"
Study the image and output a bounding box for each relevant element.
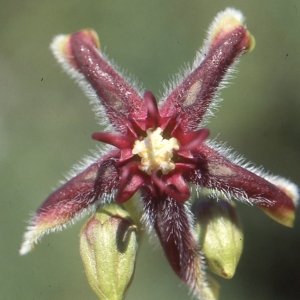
[20,8,298,299]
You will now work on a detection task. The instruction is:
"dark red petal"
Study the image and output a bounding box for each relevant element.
[165,173,191,202]
[92,132,135,149]
[144,91,160,129]
[115,163,145,204]
[149,168,192,202]
[189,144,296,226]
[130,91,169,132]
[52,30,147,132]
[160,26,253,132]
[118,149,135,165]
[19,150,120,255]
[115,174,144,204]
[173,127,210,151]
[142,192,206,298]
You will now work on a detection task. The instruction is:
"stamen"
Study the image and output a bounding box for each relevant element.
[132,127,179,175]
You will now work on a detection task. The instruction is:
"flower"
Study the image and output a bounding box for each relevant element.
[20,7,298,300]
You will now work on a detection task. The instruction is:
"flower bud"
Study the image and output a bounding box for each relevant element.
[195,199,243,279]
[79,204,138,300]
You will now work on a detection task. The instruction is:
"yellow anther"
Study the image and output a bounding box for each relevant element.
[132,127,179,175]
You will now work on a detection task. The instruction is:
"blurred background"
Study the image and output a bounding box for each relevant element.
[1,1,300,299]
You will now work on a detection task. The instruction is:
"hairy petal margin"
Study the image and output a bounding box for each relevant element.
[189,144,297,227]
[20,151,120,255]
[142,191,207,299]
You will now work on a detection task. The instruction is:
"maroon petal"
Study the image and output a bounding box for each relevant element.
[142,191,206,298]
[19,150,120,255]
[92,132,136,149]
[174,128,210,151]
[189,143,296,227]
[115,162,146,204]
[155,171,191,202]
[51,30,147,133]
[159,10,254,132]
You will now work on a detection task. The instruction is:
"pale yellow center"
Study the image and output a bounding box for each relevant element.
[132,127,179,175]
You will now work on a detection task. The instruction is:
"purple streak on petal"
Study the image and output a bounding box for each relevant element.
[69,31,147,132]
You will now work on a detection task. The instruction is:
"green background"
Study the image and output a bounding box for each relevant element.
[1,1,300,299]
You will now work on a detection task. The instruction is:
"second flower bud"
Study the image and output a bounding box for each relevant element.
[79,204,138,300]
[194,197,243,279]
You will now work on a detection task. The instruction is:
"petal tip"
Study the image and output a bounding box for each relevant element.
[80,29,100,46]
[50,29,100,69]
[259,176,298,227]
[263,209,295,228]
[211,7,245,34]
[50,33,71,61]
[19,242,34,256]
[275,178,299,207]
[207,7,255,53]
[19,225,39,255]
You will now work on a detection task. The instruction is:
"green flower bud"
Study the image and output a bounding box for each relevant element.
[195,199,243,279]
[79,204,138,300]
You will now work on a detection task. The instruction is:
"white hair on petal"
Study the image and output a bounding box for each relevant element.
[20,143,119,256]
[50,35,144,133]
[203,139,298,206]
[50,35,107,130]
[60,144,114,184]
[20,187,117,255]
[140,195,208,298]
[193,7,245,127]
[263,174,299,206]
[105,53,144,96]
[202,139,265,205]
[22,34,134,255]
[19,202,98,255]
[203,8,245,54]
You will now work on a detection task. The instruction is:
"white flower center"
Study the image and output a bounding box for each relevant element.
[132,127,179,175]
